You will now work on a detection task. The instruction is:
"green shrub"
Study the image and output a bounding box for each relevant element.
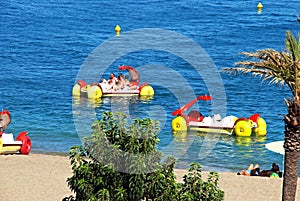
[64,111,224,201]
[178,163,224,201]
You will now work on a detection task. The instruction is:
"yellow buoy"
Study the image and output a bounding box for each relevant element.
[115,25,121,35]
[257,2,263,9]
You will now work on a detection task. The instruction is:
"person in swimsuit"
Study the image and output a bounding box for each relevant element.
[100,73,118,91]
[238,163,282,177]
[124,75,138,90]
[116,74,125,90]
[107,73,118,90]
[238,164,259,176]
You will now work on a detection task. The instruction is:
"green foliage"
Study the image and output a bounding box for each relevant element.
[64,112,224,201]
[85,111,162,174]
[223,30,300,98]
[178,163,224,201]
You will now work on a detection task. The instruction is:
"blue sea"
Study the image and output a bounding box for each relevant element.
[1,0,300,173]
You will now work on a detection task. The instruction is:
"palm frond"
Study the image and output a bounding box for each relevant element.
[223,32,300,96]
[285,31,300,62]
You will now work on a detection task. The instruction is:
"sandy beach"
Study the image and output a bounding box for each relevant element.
[0,154,299,201]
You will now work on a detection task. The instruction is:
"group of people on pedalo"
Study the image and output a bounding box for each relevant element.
[100,73,138,91]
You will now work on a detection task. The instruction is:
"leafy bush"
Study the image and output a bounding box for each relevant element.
[178,163,224,201]
[63,111,224,201]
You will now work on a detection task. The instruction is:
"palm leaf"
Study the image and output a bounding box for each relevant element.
[223,31,300,97]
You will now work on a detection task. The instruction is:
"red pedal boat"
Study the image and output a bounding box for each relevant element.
[0,110,32,154]
[171,95,267,137]
[72,65,154,99]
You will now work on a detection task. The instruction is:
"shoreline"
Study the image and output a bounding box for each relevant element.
[30,150,287,175]
[0,154,299,201]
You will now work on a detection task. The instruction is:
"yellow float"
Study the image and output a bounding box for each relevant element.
[88,85,102,99]
[172,116,187,131]
[234,119,252,137]
[140,85,154,96]
[252,116,267,136]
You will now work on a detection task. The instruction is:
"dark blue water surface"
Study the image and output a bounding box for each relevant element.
[1,0,300,173]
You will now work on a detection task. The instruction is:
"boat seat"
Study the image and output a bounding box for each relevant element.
[188,110,204,122]
[212,114,222,122]
[1,133,22,145]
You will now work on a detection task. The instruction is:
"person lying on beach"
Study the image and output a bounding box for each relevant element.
[256,163,282,178]
[238,164,259,176]
[238,163,282,178]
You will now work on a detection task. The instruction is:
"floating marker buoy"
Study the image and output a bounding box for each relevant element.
[115,25,121,35]
[257,2,263,14]
[257,2,263,9]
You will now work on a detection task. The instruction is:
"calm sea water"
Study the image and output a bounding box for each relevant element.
[1,0,300,173]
